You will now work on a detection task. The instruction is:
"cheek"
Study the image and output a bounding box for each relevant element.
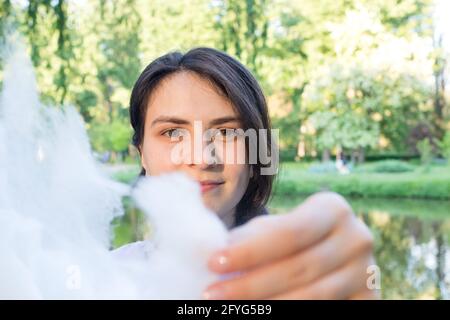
[220,137,247,163]
[141,138,177,175]
[224,164,250,197]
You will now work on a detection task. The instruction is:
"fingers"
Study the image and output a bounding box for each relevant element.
[349,288,380,300]
[349,256,381,300]
[204,249,300,299]
[209,192,350,274]
[205,192,376,300]
[267,253,373,300]
[204,217,371,299]
[278,217,372,289]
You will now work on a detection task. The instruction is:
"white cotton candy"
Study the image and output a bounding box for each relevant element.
[133,174,228,299]
[0,34,228,299]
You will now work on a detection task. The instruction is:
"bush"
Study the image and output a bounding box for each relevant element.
[437,132,450,164]
[88,120,132,153]
[416,138,433,168]
[112,168,141,184]
[279,148,298,162]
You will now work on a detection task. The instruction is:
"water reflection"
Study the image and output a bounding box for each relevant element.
[361,207,450,299]
[270,196,450,299]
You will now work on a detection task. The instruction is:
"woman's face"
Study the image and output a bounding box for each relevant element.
[140,71,250,226]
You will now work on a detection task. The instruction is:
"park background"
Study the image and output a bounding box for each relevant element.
[1,0,450,299]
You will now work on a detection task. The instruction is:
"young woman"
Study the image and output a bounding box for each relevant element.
[117,47,378,299]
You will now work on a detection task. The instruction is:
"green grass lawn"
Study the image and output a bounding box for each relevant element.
[275,161,450,200]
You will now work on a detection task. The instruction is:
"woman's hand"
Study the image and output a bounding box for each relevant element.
[203,192,379,300]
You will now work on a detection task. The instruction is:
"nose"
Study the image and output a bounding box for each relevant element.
[189,138,221,170]
[170,127,224,169]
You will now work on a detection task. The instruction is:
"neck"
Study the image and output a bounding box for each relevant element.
[220,209,236,230]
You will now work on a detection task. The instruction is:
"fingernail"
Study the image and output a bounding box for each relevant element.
[203,287,225,300]
[211,252,229,271]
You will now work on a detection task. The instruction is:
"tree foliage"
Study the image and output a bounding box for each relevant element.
[0,0,446,160]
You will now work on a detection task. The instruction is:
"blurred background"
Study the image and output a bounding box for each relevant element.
[1,0,450,299]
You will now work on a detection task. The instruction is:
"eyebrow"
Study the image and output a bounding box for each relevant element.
[209,116,240,126]
[150,116,190,127]
[150,116,240,127]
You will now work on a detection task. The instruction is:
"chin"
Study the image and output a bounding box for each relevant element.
[201,198,216,211]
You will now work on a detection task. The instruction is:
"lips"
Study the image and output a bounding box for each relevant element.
[199,180,224,193]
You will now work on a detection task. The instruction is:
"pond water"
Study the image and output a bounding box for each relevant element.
[269,195,450,299]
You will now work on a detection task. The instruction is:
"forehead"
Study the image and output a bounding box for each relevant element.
[146,71,238,122]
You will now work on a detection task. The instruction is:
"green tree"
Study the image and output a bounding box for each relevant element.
[437,132,450,164]
[303,64,432,162]
[89,119,132,156]
[21,0,74,105]
[213,0,269,77]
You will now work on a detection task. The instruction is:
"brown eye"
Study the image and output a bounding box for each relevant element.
[162,128,184,139]
[216,128,237,141]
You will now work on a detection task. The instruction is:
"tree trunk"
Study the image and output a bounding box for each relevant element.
[357,146,365,164]
[350,150,357,164]
[433,30,446,137]
[322,149,330,162]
